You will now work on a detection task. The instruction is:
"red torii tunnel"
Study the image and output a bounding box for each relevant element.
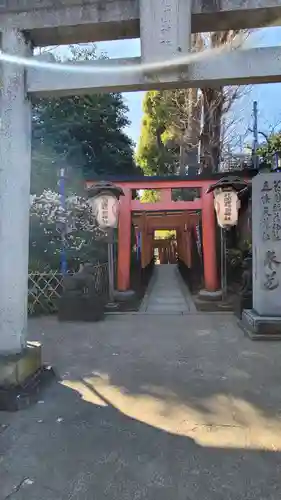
[133,211,200,268]
[87,176,225,293]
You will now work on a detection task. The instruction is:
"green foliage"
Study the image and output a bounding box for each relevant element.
[155,230,176,240]
[29,190,107,272]
[31,44,138,194]
[29,215,107,272]
[226,239,252,276]
[140,190,161,203]
[135,91,178,175]
[257,132,281,170]
[29,44,139,271]
[136,62,243,175]
[31,144,60,194]
[171,188,200,201]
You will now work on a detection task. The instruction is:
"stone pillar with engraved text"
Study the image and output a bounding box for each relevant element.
[140,0,192,65]
[241,173,281,339]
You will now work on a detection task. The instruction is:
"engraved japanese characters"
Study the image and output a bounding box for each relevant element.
[260,178,281,290]
[252,173,281,316]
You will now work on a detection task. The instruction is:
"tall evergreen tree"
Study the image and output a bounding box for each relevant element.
[30,45,140,270]
[135,91,179,176]
[31,45,139,194]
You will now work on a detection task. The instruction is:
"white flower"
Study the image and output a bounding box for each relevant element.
[30,190,99,252]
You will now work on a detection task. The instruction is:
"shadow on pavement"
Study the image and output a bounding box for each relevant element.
[0,379,281,500]
[2,315,279,499]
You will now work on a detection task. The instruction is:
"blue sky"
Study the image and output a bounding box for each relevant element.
[96,38,142,145]
[95,27,281,148]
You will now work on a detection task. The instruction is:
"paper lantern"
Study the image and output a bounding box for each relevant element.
[213,188,241,228]
[89,193,120,229]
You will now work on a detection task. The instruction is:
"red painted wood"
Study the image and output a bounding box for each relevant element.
[117,188,131,291]
[202,189,219,292]
[160,188,172,203]
[87,180,208,190]
[131,200,202,211]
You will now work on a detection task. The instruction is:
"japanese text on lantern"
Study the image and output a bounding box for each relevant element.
[260,179,281,241]
[223,191,232,222]
[101,196,109,226]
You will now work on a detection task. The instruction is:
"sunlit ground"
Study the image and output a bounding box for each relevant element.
[61,372,281,451]
[1,314,281,499]
[26,310,281,453]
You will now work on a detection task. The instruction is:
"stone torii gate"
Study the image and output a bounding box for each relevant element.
[0,1,280,360]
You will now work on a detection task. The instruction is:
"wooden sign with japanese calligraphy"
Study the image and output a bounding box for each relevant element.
[252,173,281,316]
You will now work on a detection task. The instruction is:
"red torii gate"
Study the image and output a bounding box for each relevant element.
[133,211,199,269]
[86,172,253,294]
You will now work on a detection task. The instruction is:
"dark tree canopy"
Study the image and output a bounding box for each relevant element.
[29,45,141,271]
[31,45,139,194]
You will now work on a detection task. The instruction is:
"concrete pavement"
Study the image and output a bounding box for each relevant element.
[1,313,281,499]
[140,264,196,314]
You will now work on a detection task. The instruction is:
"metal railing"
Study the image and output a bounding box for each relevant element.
[28,263,109,316]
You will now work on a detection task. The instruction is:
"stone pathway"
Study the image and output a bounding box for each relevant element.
[1,314,281,499]
[140,264,196,314]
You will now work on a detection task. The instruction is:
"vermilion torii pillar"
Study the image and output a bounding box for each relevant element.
[201,189,220,293]
[117,188,132,291]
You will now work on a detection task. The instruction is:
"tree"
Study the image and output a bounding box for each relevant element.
[29,190,107,271]
[30,45,141,270]
[140,189,161,203]
[257,132,281,170]
[31,45,139,195]
[136,31,249,175]
[155,230,176,239]
[199,31,249,172]
[135,91,178,176]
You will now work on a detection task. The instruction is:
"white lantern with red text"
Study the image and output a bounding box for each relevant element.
[89,192,120,229]
[213,188,241,228]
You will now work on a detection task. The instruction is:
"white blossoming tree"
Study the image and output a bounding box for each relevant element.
[29,189,107,271]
